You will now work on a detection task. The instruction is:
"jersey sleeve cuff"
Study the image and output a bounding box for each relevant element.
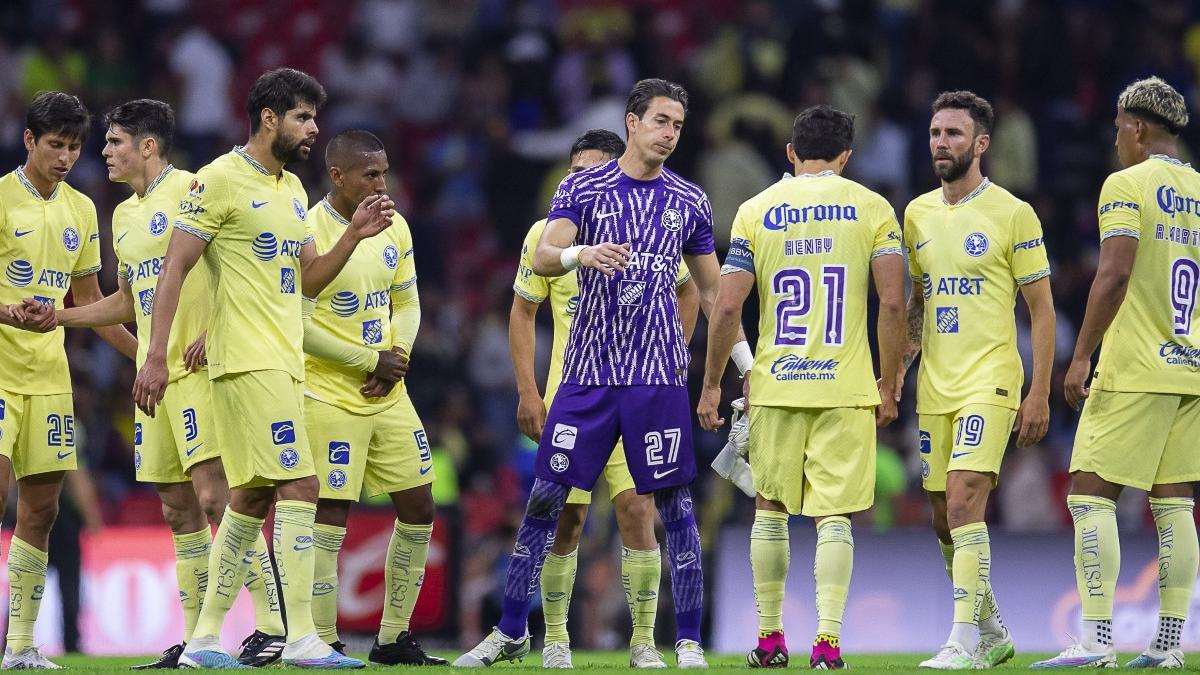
[303,234,316,245]
[513,284,546,303]
[174,221,213,242]
[1100,228,1141,241]
[721,261,754,276]
[391,276,417,292]
[547,209,580,226]
[1016,269,1051,286]
[682,243,717,256]
[871,247,904,259]
[71,265,101,278]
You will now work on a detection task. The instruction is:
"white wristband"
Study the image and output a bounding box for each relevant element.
[561,245,586,271]
[731,340,753,376]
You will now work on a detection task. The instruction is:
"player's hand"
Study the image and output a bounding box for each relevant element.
[184,332,207,371]
[578,242,631,277]
[370,348,409,383]
[875,387,898,428]
[697,384,725,431]
[517,394,547,442]
[360,373,396,398]
[19,298,57,332]
[132,356,169,417]
[1014,390,1050,448]
[348,194,395,240]
[1064,356,1092,411]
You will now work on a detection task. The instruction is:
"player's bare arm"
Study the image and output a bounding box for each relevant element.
[299,194,395,297]
[872,254,907,427]
[55,274,135,328]
[1014,277,1055,446]
[509,294,547,441]
[532,216,631,277]
[132,228,206,416]
[698,268,754,431]
[1065,236,1138,410]
[71,273,137,359]
[677,277,700,343]
[685,251,748,341]
[898,289,924,396]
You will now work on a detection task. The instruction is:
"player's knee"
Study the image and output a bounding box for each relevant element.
[23,498,59,533]
[614,492,655,547]
[197,491,226,526]
[555,504,587,546]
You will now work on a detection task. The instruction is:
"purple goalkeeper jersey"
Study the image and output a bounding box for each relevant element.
[548,160,715,386]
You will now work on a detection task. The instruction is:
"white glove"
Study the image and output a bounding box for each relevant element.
[711,397,754,498]
[727,397,749,458]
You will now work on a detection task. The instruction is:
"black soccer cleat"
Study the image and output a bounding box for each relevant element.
[131,643,184,669]
[238,630,285,666]
[370,631,450,666]
[747,645,790,669]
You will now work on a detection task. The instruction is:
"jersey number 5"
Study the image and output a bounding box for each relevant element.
[772,266,846,346]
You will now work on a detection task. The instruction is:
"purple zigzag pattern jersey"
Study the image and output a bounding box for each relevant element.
[548,159,715,386]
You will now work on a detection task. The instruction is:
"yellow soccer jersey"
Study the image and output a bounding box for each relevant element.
[723,172,902,408]
[513,218,692,401]
[1092,155,1200,394]
[904,179,1051,414]
[174,147,313,381]
[114,165,213,382]
[304,198,416,415]
[0,167,101,395]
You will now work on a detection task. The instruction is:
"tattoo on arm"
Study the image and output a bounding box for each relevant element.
[902,295,923,369]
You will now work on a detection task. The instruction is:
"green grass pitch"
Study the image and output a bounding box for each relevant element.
[42,651,1125,671]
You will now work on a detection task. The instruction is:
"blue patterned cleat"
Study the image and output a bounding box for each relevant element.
[1126,650,1184,669]
[1030,643,1116,669]
[177,649,249,669]
[283,652,366,669]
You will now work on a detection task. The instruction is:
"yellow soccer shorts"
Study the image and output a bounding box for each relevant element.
[565,439,637,505]
[305,393,435,500]
[211,370,314,488]
[0,387,77,479]
[134,372,222,484]
[1071,389,1200,490]
[748,405,876,517]
[920,403,1017,492]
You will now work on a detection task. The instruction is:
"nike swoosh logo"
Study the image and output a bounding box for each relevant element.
[251,201,268,208]
[653,468,679,479]
[595,210,619,219]
[951,451,972,459]
[915,240,932,250]
[293,543,312,551]
[186,443,203,457]
[14,230,33,237]
[116,232,128,244]
[57,450,74,460]
[419,464,432,475]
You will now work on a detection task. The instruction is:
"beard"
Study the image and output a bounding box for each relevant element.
[932,146,975,182]
[271,134,308,165]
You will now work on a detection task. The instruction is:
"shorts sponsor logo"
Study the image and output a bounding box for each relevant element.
[281,268,296,294]
[963,232,989,257]
[936,306,959,333]
[661,208,683,231]
[921,458,930,478]
[331,291,359,317]
[327,469,347,489]
[617,280,646,306]
[383,245,398,269]
[6,260,33,287]
[362,318,383,345]
[150,211,168,236]
[0,399,5,420]
[919,430,931,454]
[138,288,155,316]
[549,452,570,473]
[271,421,296,445]
[134,422,142,446]
[63,226,80,252]
[253,232,278,261]
[551,424,577,450]
[328,442,350,465]
[279,448,300,469]
[293,198,307,221]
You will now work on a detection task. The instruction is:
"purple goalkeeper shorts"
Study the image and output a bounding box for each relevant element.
[536,384,697,494]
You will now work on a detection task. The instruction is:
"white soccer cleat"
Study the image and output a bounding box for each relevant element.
[452,627,530,667]
[1030,642,1116,669]
[629,644,667,669]
[542,642,573,669]
[919,642,976,669]
[2,647,63,670]
[973,629,1015,668]
[1126,649,1184,669]
[675,640,708,669]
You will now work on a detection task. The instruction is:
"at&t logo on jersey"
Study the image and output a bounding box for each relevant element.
[137,288,155,316]
[383,245,398,269]
[281,268,296,294]
[253,232,279,261]
[150,212,168,236]
[362,319,383,345]
[963,232,989,257]
[551,423,577,450]
[293,198,307,221]
[328,441,350,465]
[62,226,80,252]
[5,260,33,287]
[331,291,360,317]
[936,306,960,333]
[662,208,683,231]
[327,469,346,489]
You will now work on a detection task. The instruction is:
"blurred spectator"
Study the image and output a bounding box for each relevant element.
[167,19,234,166]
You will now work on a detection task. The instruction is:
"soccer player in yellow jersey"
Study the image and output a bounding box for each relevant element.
[25,99,287,668]
[510,129,700,669]
[901,92,1055,670]
[699,105,906,670]
[1034,77,1200,670]
[132,68,392,669]
[0,91,138,668]
[297,129,446,666]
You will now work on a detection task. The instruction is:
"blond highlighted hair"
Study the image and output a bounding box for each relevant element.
[1118,76,1189,134]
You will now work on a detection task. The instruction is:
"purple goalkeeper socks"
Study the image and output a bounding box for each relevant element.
[657,486,703,643]
[497,478,570,639]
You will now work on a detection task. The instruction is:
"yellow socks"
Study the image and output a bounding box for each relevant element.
[1150,497,1197,653]
[171,528,212,643]
[1068,495,1119,650]
[815,516,853,637]
[750,510,790,634]
[243,530,285,635]
[541,548,577,645]
[312,523,346,644]
[6,536,48,652]
[949,522,990,649]
[274,500,319,641]
[378,520,432,643]
[621,547,661,647]
[194,508,264,640]
[939,536,1004,636]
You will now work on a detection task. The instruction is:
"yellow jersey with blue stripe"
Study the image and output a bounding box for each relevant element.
[304,198,416,414]
[903,179,1051,414]
[174,147,313,381]
[0,167,101,395]
[513,218,693,402]
[114,165,213,383]
[1092,155,1200,395]
[723,172,902,408]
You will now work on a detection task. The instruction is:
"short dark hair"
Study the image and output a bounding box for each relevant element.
[325,129,386,168]
[932,90,994,136]
[104,99,175,157]
[569,129,625,161]
[27,91,91,143]
[246,68,327,135]
[625,78,689,120]
[791,105,855,161]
